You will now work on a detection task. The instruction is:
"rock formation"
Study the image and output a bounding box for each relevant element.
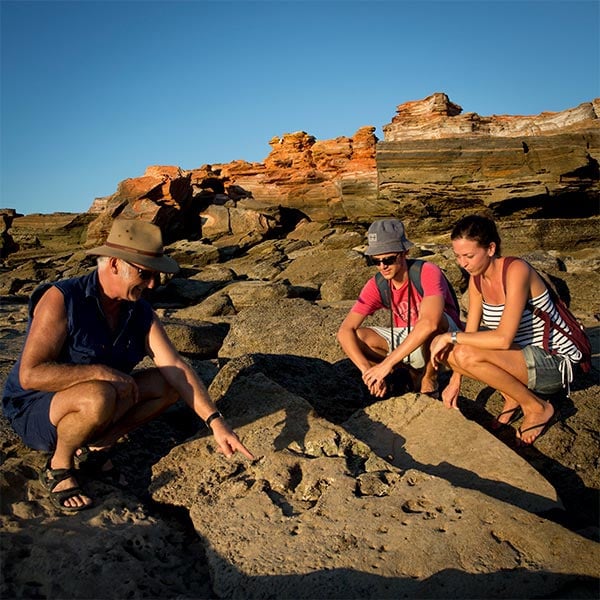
[1,93,599,599]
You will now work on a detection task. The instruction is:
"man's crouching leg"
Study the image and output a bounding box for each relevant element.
[91,368,180,449]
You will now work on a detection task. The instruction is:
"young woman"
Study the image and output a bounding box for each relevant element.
[429,215,582,445]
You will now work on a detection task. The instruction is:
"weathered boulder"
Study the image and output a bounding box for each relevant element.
[6,212,96,258]
[149,371,599,599]
[214,127,381,222]
[344,394,560,514]
[217,298,350,363]
[161,319,229,358]
[86,166,197,245]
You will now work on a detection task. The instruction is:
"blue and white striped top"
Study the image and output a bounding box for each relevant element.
[482,288,582,364]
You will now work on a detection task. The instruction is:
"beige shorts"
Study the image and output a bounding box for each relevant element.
[368,314,460,370]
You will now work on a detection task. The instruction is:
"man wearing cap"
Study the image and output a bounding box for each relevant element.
[2,219,254,514]
[337,218,461,399]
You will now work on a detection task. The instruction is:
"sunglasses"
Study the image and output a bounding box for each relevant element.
[370,255,399,267]
[122,260,155,281]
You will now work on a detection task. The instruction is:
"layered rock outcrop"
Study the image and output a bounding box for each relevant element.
[3,93,599,259]
[378,94,600,236]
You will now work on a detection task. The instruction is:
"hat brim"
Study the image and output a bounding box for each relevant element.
[364,239,414,256]
[85,245,179,274]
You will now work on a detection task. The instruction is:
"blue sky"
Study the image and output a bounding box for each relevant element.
[1,0,598,215]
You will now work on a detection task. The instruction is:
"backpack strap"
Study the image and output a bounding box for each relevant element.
[375,271,391,308]
[407,259,424,296]
[377,259,459,315]
[473,256,518,295]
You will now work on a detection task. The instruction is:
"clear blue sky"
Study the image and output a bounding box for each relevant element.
[1,0,598,215]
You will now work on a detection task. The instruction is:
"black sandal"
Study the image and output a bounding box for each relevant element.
[39,459,93,514]
[75,446,127,487]
[491,406,523,430]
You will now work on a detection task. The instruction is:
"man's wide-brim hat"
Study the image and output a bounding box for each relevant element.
[364,218,414,256]
[85,219,179,274]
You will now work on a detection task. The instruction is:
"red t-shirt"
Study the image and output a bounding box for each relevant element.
[351,261,462,328]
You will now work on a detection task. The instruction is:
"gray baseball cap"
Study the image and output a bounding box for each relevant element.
[364,219,414,256]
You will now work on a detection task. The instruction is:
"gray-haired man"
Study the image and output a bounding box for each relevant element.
[2,219,254,513]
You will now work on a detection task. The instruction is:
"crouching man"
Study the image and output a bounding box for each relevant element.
[2,219,254,513]
[337,218,462,398]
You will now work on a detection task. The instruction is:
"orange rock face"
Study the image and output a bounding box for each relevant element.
[83,93,598,243]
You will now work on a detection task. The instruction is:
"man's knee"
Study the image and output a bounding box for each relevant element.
[52,381,118,428]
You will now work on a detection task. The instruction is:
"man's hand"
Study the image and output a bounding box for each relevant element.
[362,362,392,397]
[211,419,255,460]
[105,369,140,407]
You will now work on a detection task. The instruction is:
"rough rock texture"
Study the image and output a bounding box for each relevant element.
[5,94,599,254]
[1,94,600,599]
[378,94,599,237]
[1,216,599,597]
[383,93,600,139]
[150,371,599,599]
[3,212,96,258]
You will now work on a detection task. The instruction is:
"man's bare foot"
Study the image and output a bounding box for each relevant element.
[408,368,438,395]
[419,377,439,395]
[517,402,556,445]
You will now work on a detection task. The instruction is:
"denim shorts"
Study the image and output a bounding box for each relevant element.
[522,345,566,395]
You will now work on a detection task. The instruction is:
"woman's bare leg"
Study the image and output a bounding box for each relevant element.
[447,345,554,444]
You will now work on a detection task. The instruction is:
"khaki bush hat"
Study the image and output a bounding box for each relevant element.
[364,219,414,256]
[85,219,179,274]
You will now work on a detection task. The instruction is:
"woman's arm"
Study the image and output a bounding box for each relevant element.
[446,259,532,351]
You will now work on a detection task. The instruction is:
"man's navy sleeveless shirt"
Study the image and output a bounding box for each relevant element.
[2,270,154,421]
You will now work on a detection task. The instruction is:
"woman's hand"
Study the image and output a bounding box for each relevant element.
[441,373,461,409]
[430,333,452,368]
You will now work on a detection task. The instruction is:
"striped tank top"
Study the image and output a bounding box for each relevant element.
[482,288,582,364]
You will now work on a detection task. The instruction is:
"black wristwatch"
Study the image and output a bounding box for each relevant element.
[205,411,223,428]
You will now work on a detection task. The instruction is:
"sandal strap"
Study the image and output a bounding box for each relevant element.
[75,446,113,471]
[40,460,77,492]
[53,485,86,505]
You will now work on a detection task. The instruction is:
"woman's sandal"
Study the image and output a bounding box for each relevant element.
[517,410,559,446]
[491,406,523,430]
[39,459,93,514]
[75,446,127,487]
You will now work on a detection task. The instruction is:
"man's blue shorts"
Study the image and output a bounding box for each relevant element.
[8,392,57,451]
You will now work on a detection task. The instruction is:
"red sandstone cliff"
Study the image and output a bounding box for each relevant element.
[5,93,599,252]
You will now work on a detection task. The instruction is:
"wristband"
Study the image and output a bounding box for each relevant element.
[451,331,458,345]
[205,411,223,428]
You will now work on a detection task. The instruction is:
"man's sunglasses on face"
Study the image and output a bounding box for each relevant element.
[370,255,399,267]
[122,260,156,281]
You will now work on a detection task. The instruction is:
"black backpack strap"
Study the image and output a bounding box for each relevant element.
[407,259,424,296]
[410,259,460,316]
[375,271,391,308]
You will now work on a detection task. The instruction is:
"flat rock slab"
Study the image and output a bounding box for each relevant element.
[151,372,599,599]
[344,393,561,515]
